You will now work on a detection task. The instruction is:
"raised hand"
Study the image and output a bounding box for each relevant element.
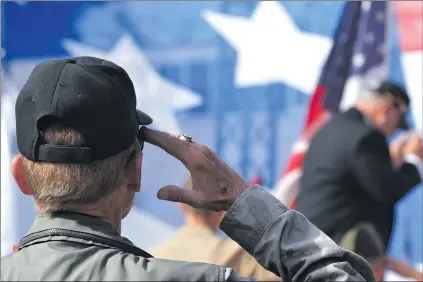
[389,134,408,167]
[403,132,423,160]
[142,127,250,211]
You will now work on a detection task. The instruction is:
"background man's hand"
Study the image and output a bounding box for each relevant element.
[389,135,408,167]
[142,127,250,211]
[403,132,423,160]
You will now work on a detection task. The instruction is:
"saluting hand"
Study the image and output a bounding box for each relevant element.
[141,127,250,211]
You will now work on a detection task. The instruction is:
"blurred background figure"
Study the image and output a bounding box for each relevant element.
[341,223,423,281]
[387,186,423,278]
[385,258,423,281]
[295,81,422,248]
[340,223,387,281]
[150,177,280,281]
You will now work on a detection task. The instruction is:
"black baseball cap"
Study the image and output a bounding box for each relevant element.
[15,56,153,164]
[374,81,410,130]
[340,223,385,265]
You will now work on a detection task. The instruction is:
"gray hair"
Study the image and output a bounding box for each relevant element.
[22,122,136,213]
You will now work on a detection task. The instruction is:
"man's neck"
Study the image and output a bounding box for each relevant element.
[36,204,122,234]
[50,196,123,234]
[79,206,122,233]
[355,104,382,130]
[355,104,374,121]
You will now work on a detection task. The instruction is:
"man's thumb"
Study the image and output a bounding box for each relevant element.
[157,185,203,207]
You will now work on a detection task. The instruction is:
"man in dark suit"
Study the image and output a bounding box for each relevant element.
[296,81,423,249]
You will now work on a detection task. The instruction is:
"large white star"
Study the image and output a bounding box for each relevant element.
[14,1,27,6]
[62,34,203,133]
[202,2,333,95]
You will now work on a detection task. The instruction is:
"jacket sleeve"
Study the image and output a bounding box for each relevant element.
[220,186,375,282]
[232,245,281,281]
[351,131,421,204]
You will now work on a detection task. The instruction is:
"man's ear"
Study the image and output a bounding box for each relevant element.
[135,152,142,192]
[12,154,33,195]
[382,96,396,112]
[126,152,142,192]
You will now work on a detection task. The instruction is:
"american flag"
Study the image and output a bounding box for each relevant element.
[395,1,422,132]
[274,1,392,208]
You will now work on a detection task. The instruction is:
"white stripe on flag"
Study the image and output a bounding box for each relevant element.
[273,169,302,207]
[292,139,309,153]
[401,51,423,131]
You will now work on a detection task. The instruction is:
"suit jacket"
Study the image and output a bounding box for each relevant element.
[149,225,280,281]
[296,108,421,248]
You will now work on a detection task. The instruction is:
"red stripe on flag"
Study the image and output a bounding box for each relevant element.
[285,84,328,177]
[276,84,330,209]
[305,84,326,130]
[395,2,423,52]
[283,151,307,174]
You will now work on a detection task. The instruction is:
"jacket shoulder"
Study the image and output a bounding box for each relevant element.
[142,257,228,281]
[333,111,371,132]
[1,254,15,280]
[1,246,227,281]
[97,250,229,281]
[322,111,380,143]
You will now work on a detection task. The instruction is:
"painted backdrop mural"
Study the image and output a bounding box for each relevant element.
[1,1,421,271]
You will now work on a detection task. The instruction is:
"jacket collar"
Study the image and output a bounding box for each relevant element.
[344,107,376,128]
[344,107,366,122]
[24,211,135,247]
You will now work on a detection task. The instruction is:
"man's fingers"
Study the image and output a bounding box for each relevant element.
[141,127,192,164]
[410,132,423,142]
[157,185,204,207]
[392,134,408,145]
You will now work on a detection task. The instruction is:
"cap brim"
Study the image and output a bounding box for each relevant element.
[136,109,153,125]
[397,116,409,130]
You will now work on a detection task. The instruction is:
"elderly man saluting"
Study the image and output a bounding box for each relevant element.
[2,57,374,281]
